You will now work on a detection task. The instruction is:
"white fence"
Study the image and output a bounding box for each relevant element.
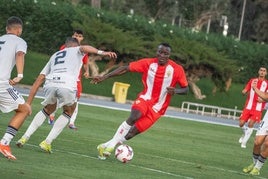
[181,101,242,120]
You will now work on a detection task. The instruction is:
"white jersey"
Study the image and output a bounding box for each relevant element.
[256,105,268,136]
[41,46,84,90]
[0,34,27,84]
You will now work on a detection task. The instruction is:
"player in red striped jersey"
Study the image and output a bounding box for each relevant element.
[239,67,268,148]
[91,42,189,160]
[243,80,268,176]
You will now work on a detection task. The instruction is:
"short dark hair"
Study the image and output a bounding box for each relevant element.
[73,29,83,35]
[65,37,79,45]
[159,42,172,50]
[6,16,23,27]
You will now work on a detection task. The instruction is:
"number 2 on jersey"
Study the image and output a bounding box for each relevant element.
[0,41,6,51]
[54,51,66,65]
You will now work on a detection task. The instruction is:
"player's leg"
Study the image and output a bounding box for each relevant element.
[239,109,249,144]
[69,102,78,130]
[68,82,81,130]
[16,108,51,147]
[40,111,72,153]
[244,113,268,174]
[48,99,60,125]
[39,88,76,153]
[97,104,145,160]
[16,87,57,147]
[241,112,262,148]
[250,113,268,175]
[241,123,254,148]
[0,86,30,160]
[249,137,268,176]
[98,114,138,159]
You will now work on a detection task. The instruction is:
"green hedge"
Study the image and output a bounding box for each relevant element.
[1,0,267,84]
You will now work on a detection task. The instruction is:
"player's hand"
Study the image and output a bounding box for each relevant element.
[83,71,90,79]
[252,79,258,90]
[257,97,264,103]
[90,76,104,84]
[9,77,23,85]
[102,52,117,59]
[166,87,176,95]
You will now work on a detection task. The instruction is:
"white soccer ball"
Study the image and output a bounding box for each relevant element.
[115,144,134,163]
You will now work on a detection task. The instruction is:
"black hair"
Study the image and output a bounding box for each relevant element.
[73,29,83,35]
[159,42,172,50]
[6,16,23,27]
[65,37,79,45]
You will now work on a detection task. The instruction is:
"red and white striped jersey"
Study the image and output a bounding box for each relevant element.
[129,58,188,115]
[244,78,268,111]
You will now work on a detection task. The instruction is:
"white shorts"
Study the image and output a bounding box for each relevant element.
[41,87,76,107]
[0,84,25,113]
[256,110,268,136]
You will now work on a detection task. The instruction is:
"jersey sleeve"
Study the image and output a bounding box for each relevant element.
[176,65,188,87]
[129,58,150,72]
[244,79,253,91]
[82,54,89,64]
[16,38,27,54]
[40,61,51,76]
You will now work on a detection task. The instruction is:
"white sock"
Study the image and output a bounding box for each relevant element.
[255,155,266,170]
[242,127,253,145]
[23,110,47,140]
[69,103,78,125]
[241,126,247,136]
[1,133,13,145]
[45,113,69,144]
[105,121,131,148]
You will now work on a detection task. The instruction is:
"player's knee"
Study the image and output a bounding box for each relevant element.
[254,138,263,147]
[125,126,140,140]
[18,103,30,115]
[128,112,142,124]
[263,139,268,148]
[239,120,245,127]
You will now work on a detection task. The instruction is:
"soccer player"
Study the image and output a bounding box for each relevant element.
[48,29,89,130]
[243,79,268,176]
[91,42,189,160]
[16,37,117,153]
[238,67,268,148]
[0,16,31,160]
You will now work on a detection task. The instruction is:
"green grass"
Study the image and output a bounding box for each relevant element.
[0,98,267,179]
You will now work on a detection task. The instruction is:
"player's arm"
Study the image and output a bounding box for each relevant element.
[253,88,268,101]
[252,80,268,101]
[242,80,251,95]
[26,74,45,105]
[166,86,189,95]
[83,62,90,78]
[79,45,117,59]
[9,51,25,85]
[242,89,248,95]
[91,66,129,84]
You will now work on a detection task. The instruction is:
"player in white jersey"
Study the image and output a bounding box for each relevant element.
[0,16,31,160]
[16,37,117,153]
[243,79,268,176]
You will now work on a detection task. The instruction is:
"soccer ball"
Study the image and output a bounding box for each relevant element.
[115,144,134,163]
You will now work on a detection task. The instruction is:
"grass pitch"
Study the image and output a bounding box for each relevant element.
[0,98,267,179]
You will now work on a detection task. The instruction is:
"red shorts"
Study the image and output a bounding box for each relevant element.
[240,109,262,123]
[76,81,82,99]
[131,98,162,133]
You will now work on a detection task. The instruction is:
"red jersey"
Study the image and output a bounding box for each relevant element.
[243,78,268,111]
[129,58,188,115]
